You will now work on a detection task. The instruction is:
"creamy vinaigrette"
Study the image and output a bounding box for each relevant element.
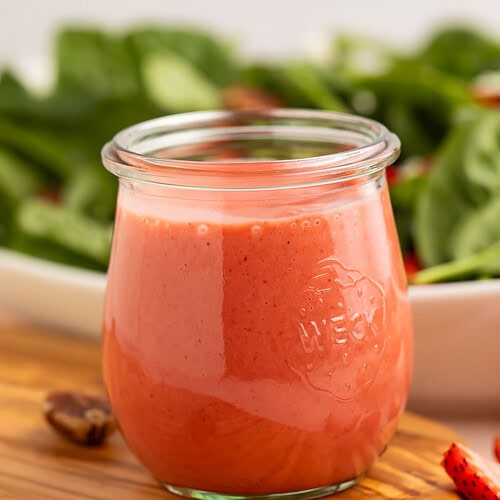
[103,181,413,494]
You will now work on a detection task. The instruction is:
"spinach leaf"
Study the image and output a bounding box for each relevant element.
[0,71,32,112]
[0,118,76,179]
[0,148,43,202]
[8,198,112,270]
[0,148,44,244]
[452,198,500,258]
[280,63,347,111]
[412,240,500,284]
[414,109,500,269]
[141,51,221,112]
[126,27,240,87]
[389,170,427,254]
[354,62,473,160]
[242,63,347,110]
[328,34,396,78]
[62,167,117,222]
[0,73,103,131]
[414,26,500,79]
[55,28,141,99]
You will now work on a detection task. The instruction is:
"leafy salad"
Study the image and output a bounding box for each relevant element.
[1,24,500,283]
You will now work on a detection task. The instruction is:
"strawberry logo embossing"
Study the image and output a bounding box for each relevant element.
[289,258,386,401]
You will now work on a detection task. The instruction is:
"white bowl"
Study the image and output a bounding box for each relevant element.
[0,248,105,336]
[408,282,500,415]
[1,247,498,415]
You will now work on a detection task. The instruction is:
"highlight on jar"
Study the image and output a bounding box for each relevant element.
[101,109,413,499]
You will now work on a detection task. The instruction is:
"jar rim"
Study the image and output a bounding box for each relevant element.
[101,109,400,191]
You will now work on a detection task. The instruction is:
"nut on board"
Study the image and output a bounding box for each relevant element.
[42,391,116,446]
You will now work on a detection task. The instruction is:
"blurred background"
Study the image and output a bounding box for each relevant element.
[2,0,500,62]
[0,0,499,456]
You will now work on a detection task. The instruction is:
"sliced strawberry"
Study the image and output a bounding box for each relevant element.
[222,85,283,110]
[441,442,500,499]
[474,91,500,108]
[38,187,61,204]
[403,253,422,280]
[495,437,500,463]
[471,74,500,108]
[385,165,399,186]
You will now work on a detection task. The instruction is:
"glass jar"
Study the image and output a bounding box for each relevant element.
[101,109,413,499]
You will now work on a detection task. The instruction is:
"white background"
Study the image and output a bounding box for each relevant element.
[1,0,500,63]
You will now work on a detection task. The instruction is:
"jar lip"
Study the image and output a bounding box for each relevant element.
[101,109,400,191]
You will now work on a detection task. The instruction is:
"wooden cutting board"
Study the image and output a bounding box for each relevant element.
[0,316,461,499]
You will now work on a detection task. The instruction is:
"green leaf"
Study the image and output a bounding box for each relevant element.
[10,198,112,269]
[0,70,31,107]
[415,26,500,79]
[242,63,348,111]
[55,28,141,99]
[452,196,500,259]
[62,167,117,222]
[329,34,396,77]
[127,27,239,86]
[414,110,500,267]
[141,51,221,112]
[355,62,473,160]
[412,240,500,284]
[389,171,427,254]
[461,111,500,204]
[384,102,435,158]
[0,148,43,202]
[414,119,475,266]
[0,198,14,244]
[281,63,347,111]
[8,231,107,272]
[0,119,75,179]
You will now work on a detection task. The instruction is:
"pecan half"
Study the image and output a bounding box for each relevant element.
[42,390,116,446]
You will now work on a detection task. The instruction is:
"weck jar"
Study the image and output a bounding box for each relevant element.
[101,109,413,499]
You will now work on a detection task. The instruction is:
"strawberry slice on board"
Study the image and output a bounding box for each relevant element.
[441,442,500,499]
[495,437,500,464]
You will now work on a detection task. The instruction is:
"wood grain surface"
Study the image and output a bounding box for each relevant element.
[0,316,461,499]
